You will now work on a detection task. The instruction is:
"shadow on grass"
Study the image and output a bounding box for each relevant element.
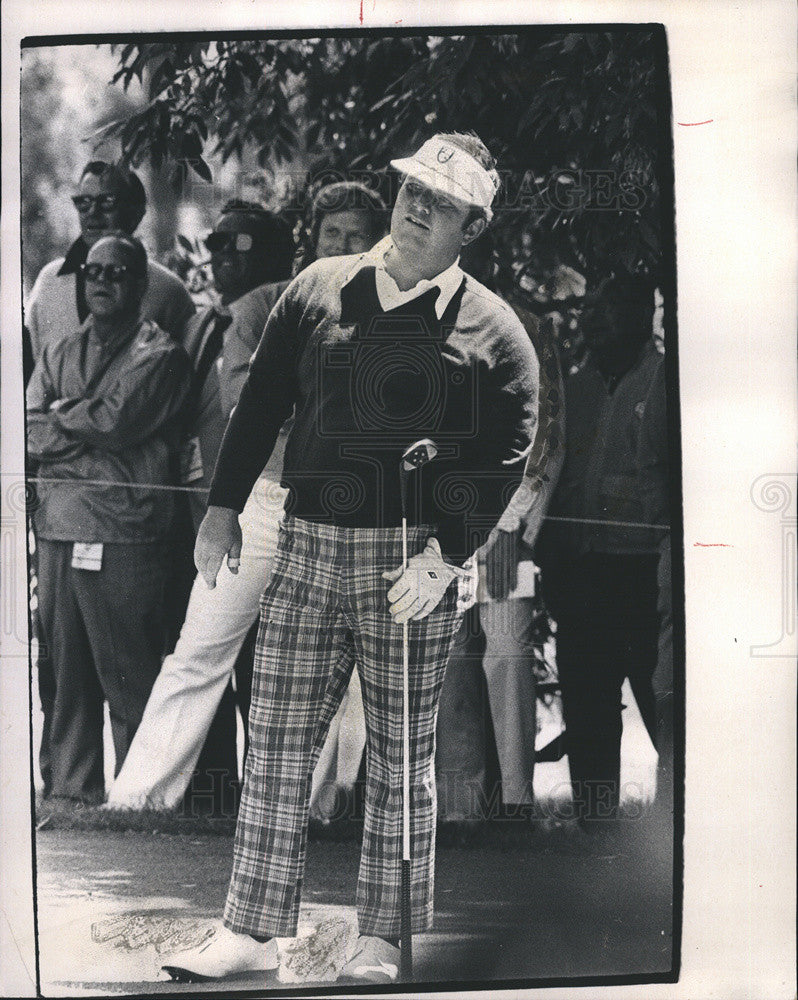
[34,793,663,857]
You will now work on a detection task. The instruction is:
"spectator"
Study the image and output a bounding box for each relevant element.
[25,161,194,359]
[177,201,297,815]
[293,179,387,274]
[26,233,191,802]
[106,186,386,815]
[537,273,667,830]
[24,160,194,799]
[301,182,388,822]
[181,201,297,533]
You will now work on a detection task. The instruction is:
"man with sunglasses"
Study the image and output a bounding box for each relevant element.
[25,161,194,363]
[181,202,296,535]
[26,233,191,804]
[128,201,296,817]
[24,161,195,805]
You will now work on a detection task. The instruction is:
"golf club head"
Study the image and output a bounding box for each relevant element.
[401,438,438,471]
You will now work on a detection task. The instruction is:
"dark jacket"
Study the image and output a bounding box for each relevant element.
[543,338,667,561]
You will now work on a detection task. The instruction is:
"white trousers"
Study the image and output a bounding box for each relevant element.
[106,479,288,810]
[435,595,539,820]
[480,597,538,806]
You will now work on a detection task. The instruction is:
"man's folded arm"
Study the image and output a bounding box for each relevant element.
[26,411,85,462]
[51,345,192,452]
[26,350,84,461]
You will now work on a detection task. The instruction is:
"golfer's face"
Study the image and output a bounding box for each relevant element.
[391,177,473,273]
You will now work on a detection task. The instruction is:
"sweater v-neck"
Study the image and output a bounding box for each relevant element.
[339,265,465,333]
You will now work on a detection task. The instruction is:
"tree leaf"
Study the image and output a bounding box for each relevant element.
[191,157,213,183]
[100,31,665,278]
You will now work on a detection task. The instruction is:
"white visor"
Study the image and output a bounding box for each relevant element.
[390,137,499,212]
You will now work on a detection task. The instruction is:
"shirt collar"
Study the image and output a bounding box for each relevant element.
[343,236,463,320]
[210,298,233,320]
[58,237,90,276]
[87,313,144,357]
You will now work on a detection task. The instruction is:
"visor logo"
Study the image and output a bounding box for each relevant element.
[436,146,455,163]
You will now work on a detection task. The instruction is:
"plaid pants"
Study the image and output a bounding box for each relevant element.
[223,516,468,939]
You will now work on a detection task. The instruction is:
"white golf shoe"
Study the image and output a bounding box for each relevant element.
[160,924,278,982]
[339,934,400,983]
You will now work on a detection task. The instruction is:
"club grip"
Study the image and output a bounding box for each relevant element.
[400,858,412,979]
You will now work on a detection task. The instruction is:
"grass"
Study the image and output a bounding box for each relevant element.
[34,793,660,855]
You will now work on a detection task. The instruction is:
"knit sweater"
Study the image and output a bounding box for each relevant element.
[208,255,539,563]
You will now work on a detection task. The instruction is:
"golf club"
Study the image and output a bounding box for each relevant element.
[398,437,438,981]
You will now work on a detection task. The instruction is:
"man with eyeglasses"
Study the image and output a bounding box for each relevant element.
[24,161,195,364]
[180,202,296,535]
[24,161,195,803]
[26,233,191,804]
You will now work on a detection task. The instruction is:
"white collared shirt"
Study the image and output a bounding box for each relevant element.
[345,236,463,320]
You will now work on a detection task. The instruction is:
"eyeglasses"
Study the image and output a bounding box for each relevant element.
[204,231,255,254]
[71,194,122,213]
[80,262,133,283]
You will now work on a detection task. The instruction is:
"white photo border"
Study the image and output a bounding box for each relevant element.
[2,2,795,998]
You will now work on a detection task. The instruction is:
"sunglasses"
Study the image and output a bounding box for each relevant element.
[71,194,122,213]
[80,262,133,283]
[204,231,255,253]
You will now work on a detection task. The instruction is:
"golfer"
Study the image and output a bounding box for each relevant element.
[165,132,539,984]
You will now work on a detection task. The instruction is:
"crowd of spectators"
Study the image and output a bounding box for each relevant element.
[25,160,672,834]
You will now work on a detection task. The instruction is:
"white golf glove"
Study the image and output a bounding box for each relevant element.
[382,537,471,624]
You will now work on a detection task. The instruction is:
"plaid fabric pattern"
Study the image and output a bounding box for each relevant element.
[223,517,467,939]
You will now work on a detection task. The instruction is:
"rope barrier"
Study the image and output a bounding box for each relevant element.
[544,515,669,530]
[29,476,669,531]
[34,476,211,494]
